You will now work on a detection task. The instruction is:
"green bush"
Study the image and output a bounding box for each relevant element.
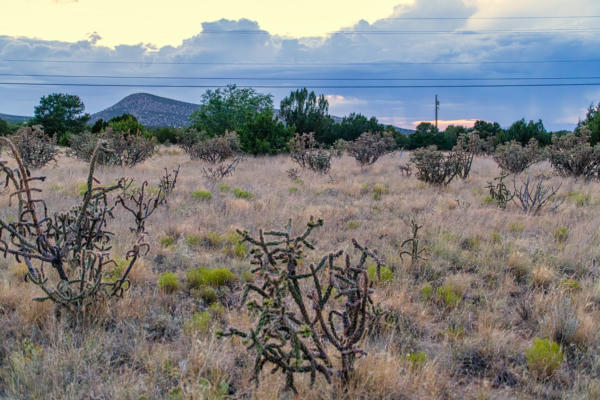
[407,351,427,367]
[187,267,236,289]
[568,191,590,207]
[160,236,175,247]
[559,278,581,292]
[183,311,212,335]
[233,188,253,199]
[526,338,563,379]
[509,222,525,234]
[436,285,461,308]
[554,227,568,243]
[421,284,434,301]
[222,232,246,259]
[158,272,180,294]
[347,220,360,230]
[372,184,389,200]
[185,234,202,247]
[367,264,393,282]
[192,190,212,200]
[191,286,218,303]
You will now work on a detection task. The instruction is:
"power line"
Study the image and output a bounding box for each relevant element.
[2,82,600,89]
[2,58,600,66]
[380,15,600,20]
[2,73,600,81]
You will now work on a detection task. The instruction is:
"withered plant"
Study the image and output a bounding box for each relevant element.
[116,166,180,234]
[347,131,395,167]
[0,137,173,323]
[453,133,485,180]
[8,125,59,169]
[512,175,562,215]
[219,218,383,393]
[68,128,156,167]
[399,218,428,273]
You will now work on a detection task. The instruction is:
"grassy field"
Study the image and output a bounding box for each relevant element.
[1,148,600,399]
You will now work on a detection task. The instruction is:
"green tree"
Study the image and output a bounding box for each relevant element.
[472,120,502,139]
[577,103,600,145]
[190,85,273,136]
[328,113,384,143]
[0,119,9,136]
[31,93,90,137]
[108,114,146,135]
[240,109,295,155]
[279,88,334,144]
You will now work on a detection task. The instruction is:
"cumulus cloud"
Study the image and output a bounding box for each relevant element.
[1,0,599,130]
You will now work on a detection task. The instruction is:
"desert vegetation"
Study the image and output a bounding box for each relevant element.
[2,129,600,399]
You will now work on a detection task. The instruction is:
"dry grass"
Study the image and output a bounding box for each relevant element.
[1,149,600,399]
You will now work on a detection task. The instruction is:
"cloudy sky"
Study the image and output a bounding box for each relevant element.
[1,0,600,130]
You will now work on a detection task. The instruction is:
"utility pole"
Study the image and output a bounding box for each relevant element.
[435,94,440,132]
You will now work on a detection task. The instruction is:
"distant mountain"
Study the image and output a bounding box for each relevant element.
[89,92,416,133]
[0,113,31,124]
[90,93,201,128]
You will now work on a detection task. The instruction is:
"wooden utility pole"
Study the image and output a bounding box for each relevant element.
[435,94,440,132]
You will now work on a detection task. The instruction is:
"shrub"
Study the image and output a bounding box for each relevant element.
[179,131,242,181]
[410,146,460,186]
[554,227,568,243]
[559,278,581,292]
[186,267,236,289]
[421,284,434,301]
[233,188,253,199]
[158,272,180,294]
[436,285,461,308]
[219,218,384,392]
[525,338,563,379]
[407,351,428,367]
[192,190,212,200]
[289,132,332,175]
[485,173,514,209]
[68,127,156,167]
[367,264,393,282]
[218,183,231,192]
[493,139,544,174]
[548,129,600,179]
[452,133,486,180]
[372,184,388,200]
[183,311,212,335]
[348,220,361,230]
[185,234,203,247]
[347,131,395,167]
[8,125,58,169]
[160,236,175,247]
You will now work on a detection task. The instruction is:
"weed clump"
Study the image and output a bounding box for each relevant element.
[186,267,236,289]
[158,272,180,294]
[368,264,393,282]
[192,190,212,200]
[233,188,253,199]
[525,338,563,379]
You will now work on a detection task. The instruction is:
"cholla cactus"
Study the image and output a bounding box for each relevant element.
[219,218,383,392]
[493,139,544,174]
[410,145,460,186]
[452,133,485,180]
[347,131,395,167]
[69,128,156,167]
[0,137,171,322]
[547,129,600,180]
[8,125,59,169]
[289,133,332,175]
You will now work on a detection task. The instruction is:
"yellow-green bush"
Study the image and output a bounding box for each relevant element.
[160,236,175,247]
[218,183,231,192]
[526,338,563,379]
[407,351,427,367]
[347,220,360,230]
[158,272,180,294]
[554,227,568,243]
[367,264,393,282]
[421,284,434,301]
[187,267,236,289]
[436,285,461,308]
[183,311,212,335]
[192,190,212,200]
[233,188,253,199]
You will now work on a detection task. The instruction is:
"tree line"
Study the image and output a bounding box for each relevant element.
[1,86,599,154]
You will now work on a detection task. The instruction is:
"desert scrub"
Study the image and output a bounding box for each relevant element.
[526,338,563,379]
[347,220,361,230]
[507,252,530,282]
[183,311,212,335]
[406,351,428,368]
[421,284,434,301]
[186,267,236,289]
[218,183,231,192]
[158,272,180,294]
[368,264,393,282]
[160,236,176,247]
[509,222,525,234]
[436,285,462,308]
[191,190,212,200]
[553,227,568,243]
[185,234,202,248]
[559,278,581,292]
[372,184,389,200]
[233,188,253,199]
[567,191,590,206]
[222,232,246,259]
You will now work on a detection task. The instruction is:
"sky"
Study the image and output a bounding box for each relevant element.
[1,0,600,130]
